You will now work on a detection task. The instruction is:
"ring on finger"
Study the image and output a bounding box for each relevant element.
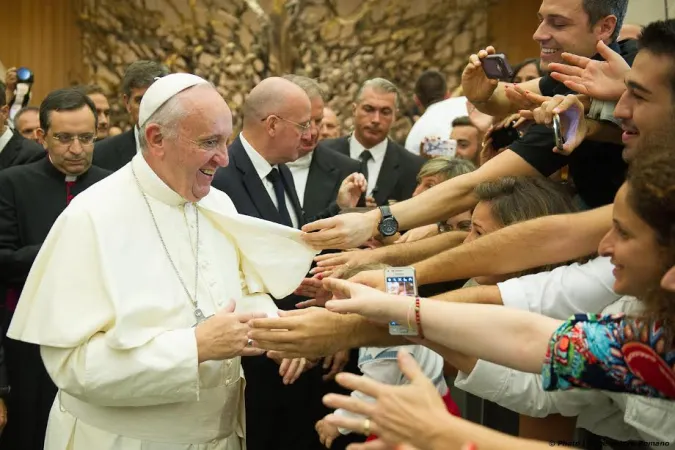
[363,418,371,436]
[247,339,253,347]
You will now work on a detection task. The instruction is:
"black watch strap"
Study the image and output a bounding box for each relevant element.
[379,205,392,220]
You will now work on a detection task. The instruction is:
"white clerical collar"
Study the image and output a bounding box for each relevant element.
[239,133,277,181]
[132,153,189,206]
[0,127,13,155]
[349,134,388,163]
[285,151,313,170]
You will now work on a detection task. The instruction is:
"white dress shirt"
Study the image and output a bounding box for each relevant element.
[335,345,448,435]
[0,127,14,155]
[497,256,621,319]
[285,151,313,207]
[454,297,675,445]
[349,135,387,197]
[404,97,469,155]
[240,134,300,228]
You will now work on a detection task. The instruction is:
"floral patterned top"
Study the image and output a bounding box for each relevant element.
[542,313,675,399]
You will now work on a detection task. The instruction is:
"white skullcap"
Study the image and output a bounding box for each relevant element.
[138,73,209,127]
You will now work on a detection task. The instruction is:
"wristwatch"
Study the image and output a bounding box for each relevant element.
[377,205,399,237]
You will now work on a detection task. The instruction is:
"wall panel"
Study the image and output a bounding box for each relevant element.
[0,0,85,106]
[487,0,542,66]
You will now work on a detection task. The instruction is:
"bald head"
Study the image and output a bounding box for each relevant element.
[242,77,310,126]
[241,77,312,165]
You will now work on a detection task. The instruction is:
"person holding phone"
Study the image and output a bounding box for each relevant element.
[298,0,632,256]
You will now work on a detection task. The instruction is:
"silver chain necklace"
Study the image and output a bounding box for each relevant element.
[131,165,209,325]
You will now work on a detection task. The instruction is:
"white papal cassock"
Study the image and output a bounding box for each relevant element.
[7,153,318,450]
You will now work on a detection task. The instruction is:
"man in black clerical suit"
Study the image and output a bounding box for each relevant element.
[319,77,425,206]
[283,75,364,222]
[92,60,169,171]
[0,88,110,450]
[211,77,326,450]
[0,82,44,170]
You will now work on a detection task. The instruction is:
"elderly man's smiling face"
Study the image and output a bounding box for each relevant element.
[145,85,232,202]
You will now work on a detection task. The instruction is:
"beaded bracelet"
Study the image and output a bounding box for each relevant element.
[414,297,424,339]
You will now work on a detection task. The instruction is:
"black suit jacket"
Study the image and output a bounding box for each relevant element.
[211,136,325,450]
[319,136,425,205]
[0,158,110,287]
[0,131,45,171]
[212,136,305,228]
[92,129,136,172]
[302,146,361,222]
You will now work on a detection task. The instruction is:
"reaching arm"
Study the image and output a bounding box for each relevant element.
[324,290,561,375]
[414,205,611,286]
[461,45,543,117]
[312,231,468,274]
[428,411,578,450]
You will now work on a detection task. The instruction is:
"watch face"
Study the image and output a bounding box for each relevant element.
[380,219,398,236]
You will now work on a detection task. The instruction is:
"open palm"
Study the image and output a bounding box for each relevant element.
[549,41,629,101]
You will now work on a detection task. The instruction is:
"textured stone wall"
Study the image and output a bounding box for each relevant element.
[80,0,490,142]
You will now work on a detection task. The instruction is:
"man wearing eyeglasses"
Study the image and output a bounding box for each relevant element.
[0,87,109,450]
[211,77,325,450]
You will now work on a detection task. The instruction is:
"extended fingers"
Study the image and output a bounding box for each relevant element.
[334,372,384,398]
[324,413,381,440]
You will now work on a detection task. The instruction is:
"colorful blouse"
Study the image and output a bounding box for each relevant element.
[542,313,675,399]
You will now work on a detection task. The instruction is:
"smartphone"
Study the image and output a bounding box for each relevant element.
[421,137,457,158]
[490,122,520,150]
[482,54,515,81]
[552,113,566,150]
[385,267,419,336]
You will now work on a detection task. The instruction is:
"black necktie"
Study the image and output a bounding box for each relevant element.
[266,168,293,227]
[359,150,372,181]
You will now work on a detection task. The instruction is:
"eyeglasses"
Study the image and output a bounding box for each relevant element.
[52,132,96,146]
[262,115,311,133]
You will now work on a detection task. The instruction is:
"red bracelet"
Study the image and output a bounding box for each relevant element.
[414,297,424,339]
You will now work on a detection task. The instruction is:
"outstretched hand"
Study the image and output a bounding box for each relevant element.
[549,40,629,101]
[519,94,587,155]
[322,278,409,324]
[323,350,449,448]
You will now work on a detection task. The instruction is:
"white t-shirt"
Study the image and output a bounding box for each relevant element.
[404,97,469,155]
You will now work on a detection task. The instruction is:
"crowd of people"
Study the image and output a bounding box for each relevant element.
[0,0,673,449]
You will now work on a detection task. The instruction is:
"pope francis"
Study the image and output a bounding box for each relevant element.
[7,73,318,449]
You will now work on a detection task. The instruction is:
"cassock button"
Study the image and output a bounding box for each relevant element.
[225,378,231,384]
[226,360,232,367]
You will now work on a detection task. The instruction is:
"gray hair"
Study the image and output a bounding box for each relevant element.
[282,74,324,101]
[582,0,628,42]
[417,157,475,183]
[355,78,401,111]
